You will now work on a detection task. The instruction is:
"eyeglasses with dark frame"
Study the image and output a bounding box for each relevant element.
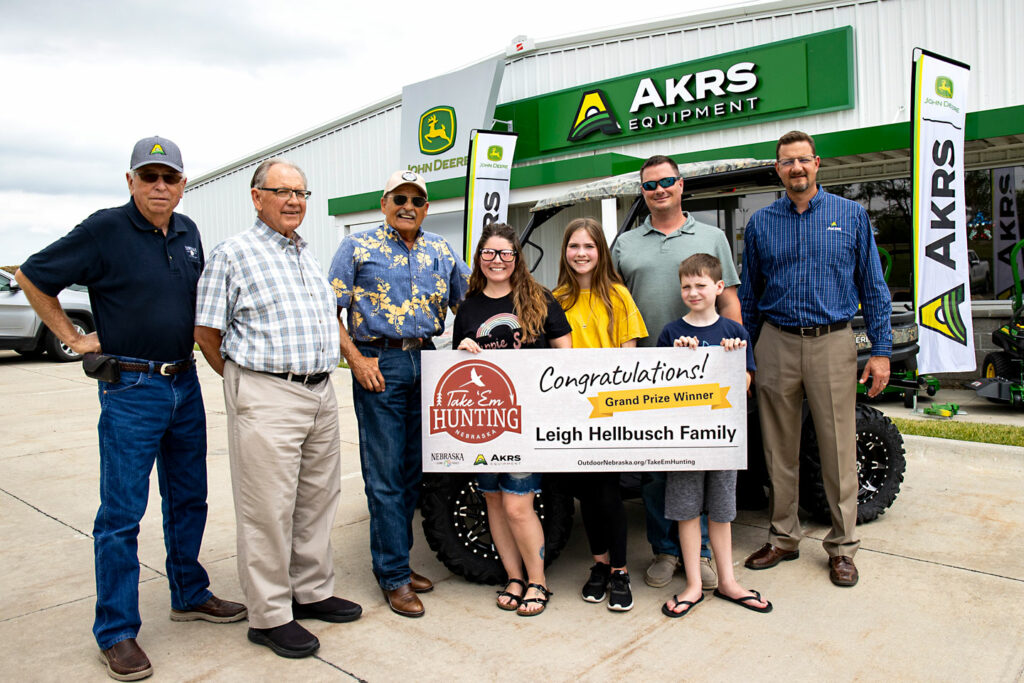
[479,248,516,262]
[258,187,312,200]
[640,176,680,192]
[390,194,427,208]
[135,171,183,185]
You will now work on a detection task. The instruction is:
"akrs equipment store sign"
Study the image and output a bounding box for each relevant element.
[496,27,854,161]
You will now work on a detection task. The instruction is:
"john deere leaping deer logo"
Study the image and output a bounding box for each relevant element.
[935,76,954,99]
[419,106,457,155]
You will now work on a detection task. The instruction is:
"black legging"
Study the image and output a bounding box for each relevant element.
[565,472,628,568]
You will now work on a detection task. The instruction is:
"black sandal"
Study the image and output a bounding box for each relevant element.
[496,578,527,611]
[516,583,553,617]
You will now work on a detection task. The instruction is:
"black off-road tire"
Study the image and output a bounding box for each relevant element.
[982,352,1015,381]
[44,316,91,362]
[798,403,906,524]
[420,473,575,585]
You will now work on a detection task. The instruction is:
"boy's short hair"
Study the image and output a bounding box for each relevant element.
[678,253,723,282]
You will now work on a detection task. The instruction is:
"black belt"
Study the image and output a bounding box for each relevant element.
[265,371,330,385]
[118,357,194,376]
[357,337,428,351]
[769,320,849,337]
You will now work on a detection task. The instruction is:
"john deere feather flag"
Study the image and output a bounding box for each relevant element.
[912,49,974,373]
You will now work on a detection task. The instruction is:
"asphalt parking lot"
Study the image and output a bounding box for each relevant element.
[1,352,1022,682]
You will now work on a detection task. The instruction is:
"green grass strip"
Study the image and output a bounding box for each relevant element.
[891,417,1024,448]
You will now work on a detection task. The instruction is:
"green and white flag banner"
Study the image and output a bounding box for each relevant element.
[463,130,518,266]
[993,168,1021,299]
[912,50,974,373]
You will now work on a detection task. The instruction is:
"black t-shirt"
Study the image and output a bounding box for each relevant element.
[657,316,756,371]
[452,290,572,350]
[19,199,204,362]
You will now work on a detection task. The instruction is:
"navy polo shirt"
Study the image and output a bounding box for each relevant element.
[20,199,204,362]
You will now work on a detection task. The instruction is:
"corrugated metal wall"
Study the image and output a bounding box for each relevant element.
[183,0,1024,272]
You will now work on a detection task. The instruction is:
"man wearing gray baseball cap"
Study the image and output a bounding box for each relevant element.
[16,136,245,681]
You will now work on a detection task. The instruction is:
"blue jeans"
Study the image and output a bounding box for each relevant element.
[93,358,211,650]
[352,346,424,591]
[642,472,711,559]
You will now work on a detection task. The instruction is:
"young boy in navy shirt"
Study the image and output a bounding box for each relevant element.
[656,253,772,618]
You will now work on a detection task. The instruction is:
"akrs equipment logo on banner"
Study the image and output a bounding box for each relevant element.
[912,49,974,373]
[429,359,522,443]
[567,90,622,142]
[419,106,457,155]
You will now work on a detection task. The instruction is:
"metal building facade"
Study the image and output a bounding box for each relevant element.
[184,0,1024,276]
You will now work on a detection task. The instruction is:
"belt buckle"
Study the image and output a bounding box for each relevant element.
[402,338,423,351]
[159,363,174,376]
[800,326,818,338]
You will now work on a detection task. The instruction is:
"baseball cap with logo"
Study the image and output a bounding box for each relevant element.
[383,170,428,199]
[130,136,184,173]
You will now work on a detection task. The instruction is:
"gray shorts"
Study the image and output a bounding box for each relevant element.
[664,470,737,523]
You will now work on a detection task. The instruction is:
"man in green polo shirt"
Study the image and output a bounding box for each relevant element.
[611,153,742,593]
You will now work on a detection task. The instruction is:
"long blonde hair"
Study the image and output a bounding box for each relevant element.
[554,217,626,341]
[468,223,549,344]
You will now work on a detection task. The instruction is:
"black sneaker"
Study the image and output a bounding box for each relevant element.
[581,562,611,603]
[607,570,634,612]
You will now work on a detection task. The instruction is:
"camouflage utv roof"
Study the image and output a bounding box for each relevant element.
[530,158,774,213]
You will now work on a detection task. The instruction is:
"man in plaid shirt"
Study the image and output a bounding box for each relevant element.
[195,159,361,659]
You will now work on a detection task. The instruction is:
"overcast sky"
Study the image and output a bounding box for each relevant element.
[0,0,750,263]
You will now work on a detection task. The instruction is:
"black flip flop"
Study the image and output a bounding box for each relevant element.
[713,588,773,613]
[661,592,704,618]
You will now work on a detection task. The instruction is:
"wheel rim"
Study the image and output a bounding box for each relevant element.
[59,323,87,359]
[985,363,996,378]
[450,480,547,562]
[856,429,888,504]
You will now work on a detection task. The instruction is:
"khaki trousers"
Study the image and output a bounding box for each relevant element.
[223,361,341,628]
[754,323,860,558]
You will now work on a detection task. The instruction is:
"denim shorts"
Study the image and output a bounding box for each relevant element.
[476,472,542,495]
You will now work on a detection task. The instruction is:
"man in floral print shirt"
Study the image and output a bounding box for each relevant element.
[329,170,469,618]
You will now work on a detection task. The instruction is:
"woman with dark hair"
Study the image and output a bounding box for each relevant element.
[451,222,572,617]
[553,217,647,612]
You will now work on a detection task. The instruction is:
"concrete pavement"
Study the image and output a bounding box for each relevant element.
[1,352,1022,682]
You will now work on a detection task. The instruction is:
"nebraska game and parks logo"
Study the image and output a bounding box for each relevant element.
[430,360,521,443]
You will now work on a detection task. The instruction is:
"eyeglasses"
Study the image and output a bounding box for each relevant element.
[391,194,426,208]
[258,187,312,200]
[641,176,679,191]
[135,171,183,185]
[480,248,516,262]
[777,156,816,168]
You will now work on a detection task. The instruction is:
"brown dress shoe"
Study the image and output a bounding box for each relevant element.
[170,594,248,623]
[98,638,153,681]
[383,583,425,618]
[745,543,800,570]
[829,555,859,587]
[410,570,434,593]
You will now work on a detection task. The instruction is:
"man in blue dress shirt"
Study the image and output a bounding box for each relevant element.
[738,131,891,587]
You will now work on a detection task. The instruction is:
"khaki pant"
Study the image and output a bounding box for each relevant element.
[223,361,341,628]
[754,323,860,558]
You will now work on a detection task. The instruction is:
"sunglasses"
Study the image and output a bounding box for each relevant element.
[391,194,426,208]
[480,248,516,262]
[135,171,183,185]
[641,176,679,191]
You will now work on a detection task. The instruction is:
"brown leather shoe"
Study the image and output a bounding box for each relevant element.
[409,570,434,593]
[383,583,425,618]
[170,594,247,623]
[98,638,153,681]
[744,543,800,570]
[829,555,859,587]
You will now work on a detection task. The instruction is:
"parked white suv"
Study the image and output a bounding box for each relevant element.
[0,269,94,361]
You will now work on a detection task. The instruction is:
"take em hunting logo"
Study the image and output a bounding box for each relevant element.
[419,106,457,155]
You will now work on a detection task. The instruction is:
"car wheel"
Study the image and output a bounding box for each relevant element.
[45,317,91,362]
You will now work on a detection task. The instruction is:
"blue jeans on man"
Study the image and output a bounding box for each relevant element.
[643,472,711,559]
[93,359,211,650]
[351,345,425,591]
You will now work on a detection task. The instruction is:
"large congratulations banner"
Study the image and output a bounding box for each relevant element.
[421,348,747,472]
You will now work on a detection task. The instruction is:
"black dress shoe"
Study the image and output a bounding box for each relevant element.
[292,596,363,623]
[247,620,319,658]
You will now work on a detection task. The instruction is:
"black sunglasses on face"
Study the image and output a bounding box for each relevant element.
[641,176,679,192]
[136,171,183,185]
[391,194,426,208]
